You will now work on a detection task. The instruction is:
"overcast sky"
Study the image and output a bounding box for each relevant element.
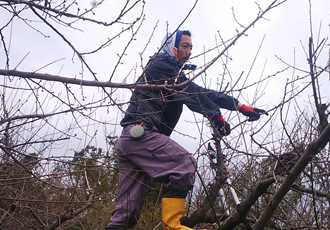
[0,0,329,154]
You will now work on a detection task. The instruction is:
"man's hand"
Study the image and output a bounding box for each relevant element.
[239,104,268,121]
[213,115,231,136]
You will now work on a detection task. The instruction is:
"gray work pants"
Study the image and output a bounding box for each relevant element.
[107,125,197,229]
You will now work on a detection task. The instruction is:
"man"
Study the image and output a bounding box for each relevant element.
[105,30,267,230]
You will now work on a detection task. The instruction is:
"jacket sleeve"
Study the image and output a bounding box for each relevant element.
[146,56,239,120]
[173,78,239,119]
[201,87,239,111]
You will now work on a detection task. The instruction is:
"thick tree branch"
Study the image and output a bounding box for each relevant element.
[182,179,226,228]
[218,175,276,230]
[253,123,330,230]
[0,69,179,89]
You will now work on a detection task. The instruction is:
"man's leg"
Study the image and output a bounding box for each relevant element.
[140,135,197,230]
[118,127,197,230]
[158,150,197,230]
[106,125,197,229]
[106,135,152,229]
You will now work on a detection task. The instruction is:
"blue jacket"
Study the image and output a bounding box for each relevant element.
[120,53,239,136]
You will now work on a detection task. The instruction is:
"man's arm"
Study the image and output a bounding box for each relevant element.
[200,87,268,121]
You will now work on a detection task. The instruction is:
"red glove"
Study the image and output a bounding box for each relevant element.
[213,115,231,136]
[239,104,268,121]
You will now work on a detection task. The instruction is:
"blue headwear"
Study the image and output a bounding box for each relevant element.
[160,30,196,71]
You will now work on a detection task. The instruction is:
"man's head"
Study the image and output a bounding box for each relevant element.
[160,30,193,67]
[177,30,192,66]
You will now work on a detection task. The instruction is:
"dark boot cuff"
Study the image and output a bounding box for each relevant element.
[162,187,188,198]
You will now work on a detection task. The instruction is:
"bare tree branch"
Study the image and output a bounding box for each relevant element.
[253,123,330,230]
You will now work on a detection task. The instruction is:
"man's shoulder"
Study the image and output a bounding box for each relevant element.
[148,53,176,70]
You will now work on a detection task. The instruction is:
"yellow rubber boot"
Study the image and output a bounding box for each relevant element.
[162,197,193,230]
